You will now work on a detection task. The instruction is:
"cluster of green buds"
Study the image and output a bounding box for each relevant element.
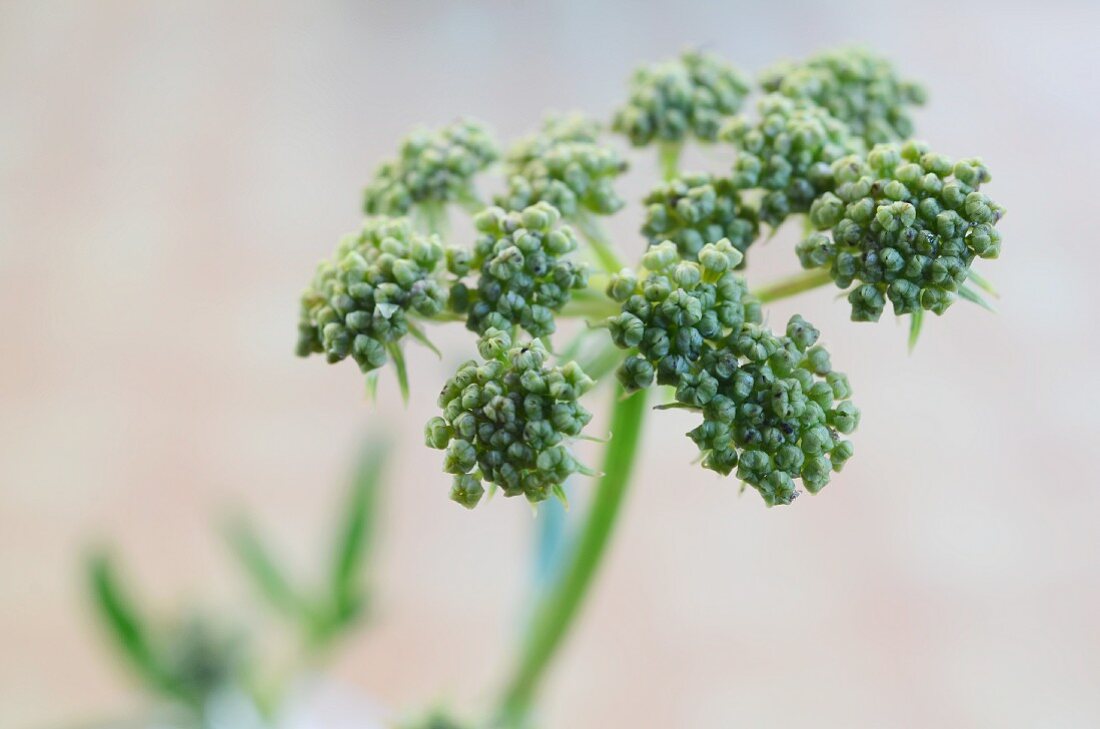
[612,49,751,147]
[605,240,857,505]
[720,94,863,228]
[362,119,498,218]
[798,141,1004,322]
[641,172,759,262]
[425,338,595,508]
[759,46,926,145]
[451,203,590,341]
[295,216,447,373]
[498,114,628,219]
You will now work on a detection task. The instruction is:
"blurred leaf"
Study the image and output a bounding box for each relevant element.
[225,518,305,621]
[328,436,389,627]
[87,551,175,697]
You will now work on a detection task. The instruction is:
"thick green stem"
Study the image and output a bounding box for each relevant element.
[497,387,648,726]
[751,268,833,303]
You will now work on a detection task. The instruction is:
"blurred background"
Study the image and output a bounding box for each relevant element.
[2,1,1098,727]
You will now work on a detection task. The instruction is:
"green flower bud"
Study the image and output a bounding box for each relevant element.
[450,474,485,509]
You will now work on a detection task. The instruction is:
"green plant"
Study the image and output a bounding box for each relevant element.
[297,45,1003,727]
[85,439,389,727]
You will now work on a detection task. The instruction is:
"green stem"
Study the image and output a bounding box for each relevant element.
[658,141,683,182]
[496,387,648,726]
[571,212,625,273]
[751,268,833,303]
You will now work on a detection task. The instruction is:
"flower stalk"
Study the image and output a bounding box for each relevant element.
[496,386,648,727]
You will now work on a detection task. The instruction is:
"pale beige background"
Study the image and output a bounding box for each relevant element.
[2,1,1098,728]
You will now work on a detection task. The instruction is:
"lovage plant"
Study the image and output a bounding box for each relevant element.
[297,46,1002,727]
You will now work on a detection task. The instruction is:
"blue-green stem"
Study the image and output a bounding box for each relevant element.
[497,387,648,726]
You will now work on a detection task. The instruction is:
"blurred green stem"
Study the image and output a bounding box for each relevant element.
[496,387,648,727]
[752,268,833,303]
[658,141,683,181]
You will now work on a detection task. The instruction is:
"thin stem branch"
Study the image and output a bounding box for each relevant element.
[658,141,683,182]
[751,268,833,303]
[496,387,648,727]
[571,212,625,273]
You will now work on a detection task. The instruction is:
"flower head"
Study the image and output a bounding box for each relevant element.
[455,203,590,341]
[426,339,594,507]
[498,115,627,218]
[798,141,1004,322]
[613,49,751,147]
[721,94,863,227]
[362,119,498,216]
[296,217,448,372]
[760,46,926,145]
[642,172,760,262]
[606,241,857,504]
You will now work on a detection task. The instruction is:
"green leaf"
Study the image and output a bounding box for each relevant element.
[329,437,389,627]
[224,517,305,621]
[86,550,174,696]
[388,343,410,404]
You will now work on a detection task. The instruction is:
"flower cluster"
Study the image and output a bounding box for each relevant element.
[296,217,447,372]
[798,141,1004,321]
[504,113,603,170]
[612,49,751,147]
[498,115,627,218]
[450,203,590,341]
[425,338,594,507]
[641,172,760,262]
[759,46,926,145]
[362,119,498,216]
[606,241,857,504]
[721,94,863,228]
